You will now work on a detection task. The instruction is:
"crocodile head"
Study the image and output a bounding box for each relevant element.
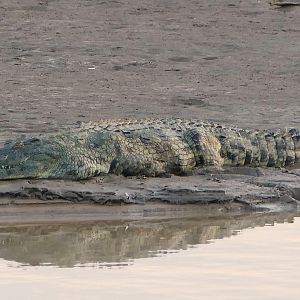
[0,136,63,180]
[0,134,113,180]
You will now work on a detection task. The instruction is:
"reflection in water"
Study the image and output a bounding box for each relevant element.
[0,213,298,268]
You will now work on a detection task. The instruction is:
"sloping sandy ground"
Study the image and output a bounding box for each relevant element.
[0,0,299,215]
[0,0,299,140]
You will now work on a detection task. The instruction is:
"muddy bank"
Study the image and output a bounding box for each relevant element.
[1,167,299,214]
[0,0,299,214]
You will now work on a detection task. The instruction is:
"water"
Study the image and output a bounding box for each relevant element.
[0,212,300,299]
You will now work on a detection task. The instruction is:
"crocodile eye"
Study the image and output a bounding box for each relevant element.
[24,137,42,145]
[28,138,41,143]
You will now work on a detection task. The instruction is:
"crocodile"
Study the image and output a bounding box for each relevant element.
[0,119,299,180]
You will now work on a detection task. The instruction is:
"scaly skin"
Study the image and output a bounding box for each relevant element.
[0,119,299,180]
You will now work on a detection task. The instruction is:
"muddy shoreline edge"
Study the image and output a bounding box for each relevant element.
[1,167,299,218]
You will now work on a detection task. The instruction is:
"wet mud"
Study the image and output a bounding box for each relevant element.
[0,167,299,213]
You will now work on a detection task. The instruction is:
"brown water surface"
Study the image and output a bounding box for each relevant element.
[0,212,299,299]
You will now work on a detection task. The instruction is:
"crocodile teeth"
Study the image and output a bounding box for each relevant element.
[0,165,12,169]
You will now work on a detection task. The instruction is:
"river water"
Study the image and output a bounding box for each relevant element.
[0,212,299,300]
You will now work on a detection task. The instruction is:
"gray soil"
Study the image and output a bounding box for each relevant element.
[0,0,299,215]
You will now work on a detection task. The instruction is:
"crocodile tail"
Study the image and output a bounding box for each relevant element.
[245,128,300,167]
[214,126,300,168]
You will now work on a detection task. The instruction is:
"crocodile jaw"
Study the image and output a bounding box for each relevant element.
[0,136,110,180]
[0,137,62,180]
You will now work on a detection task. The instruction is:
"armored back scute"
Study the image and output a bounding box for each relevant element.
[289,128,300,164]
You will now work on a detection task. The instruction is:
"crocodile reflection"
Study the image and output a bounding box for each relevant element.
[0,213,297,268]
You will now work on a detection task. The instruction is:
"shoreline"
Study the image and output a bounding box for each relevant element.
[1,167,299,217]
